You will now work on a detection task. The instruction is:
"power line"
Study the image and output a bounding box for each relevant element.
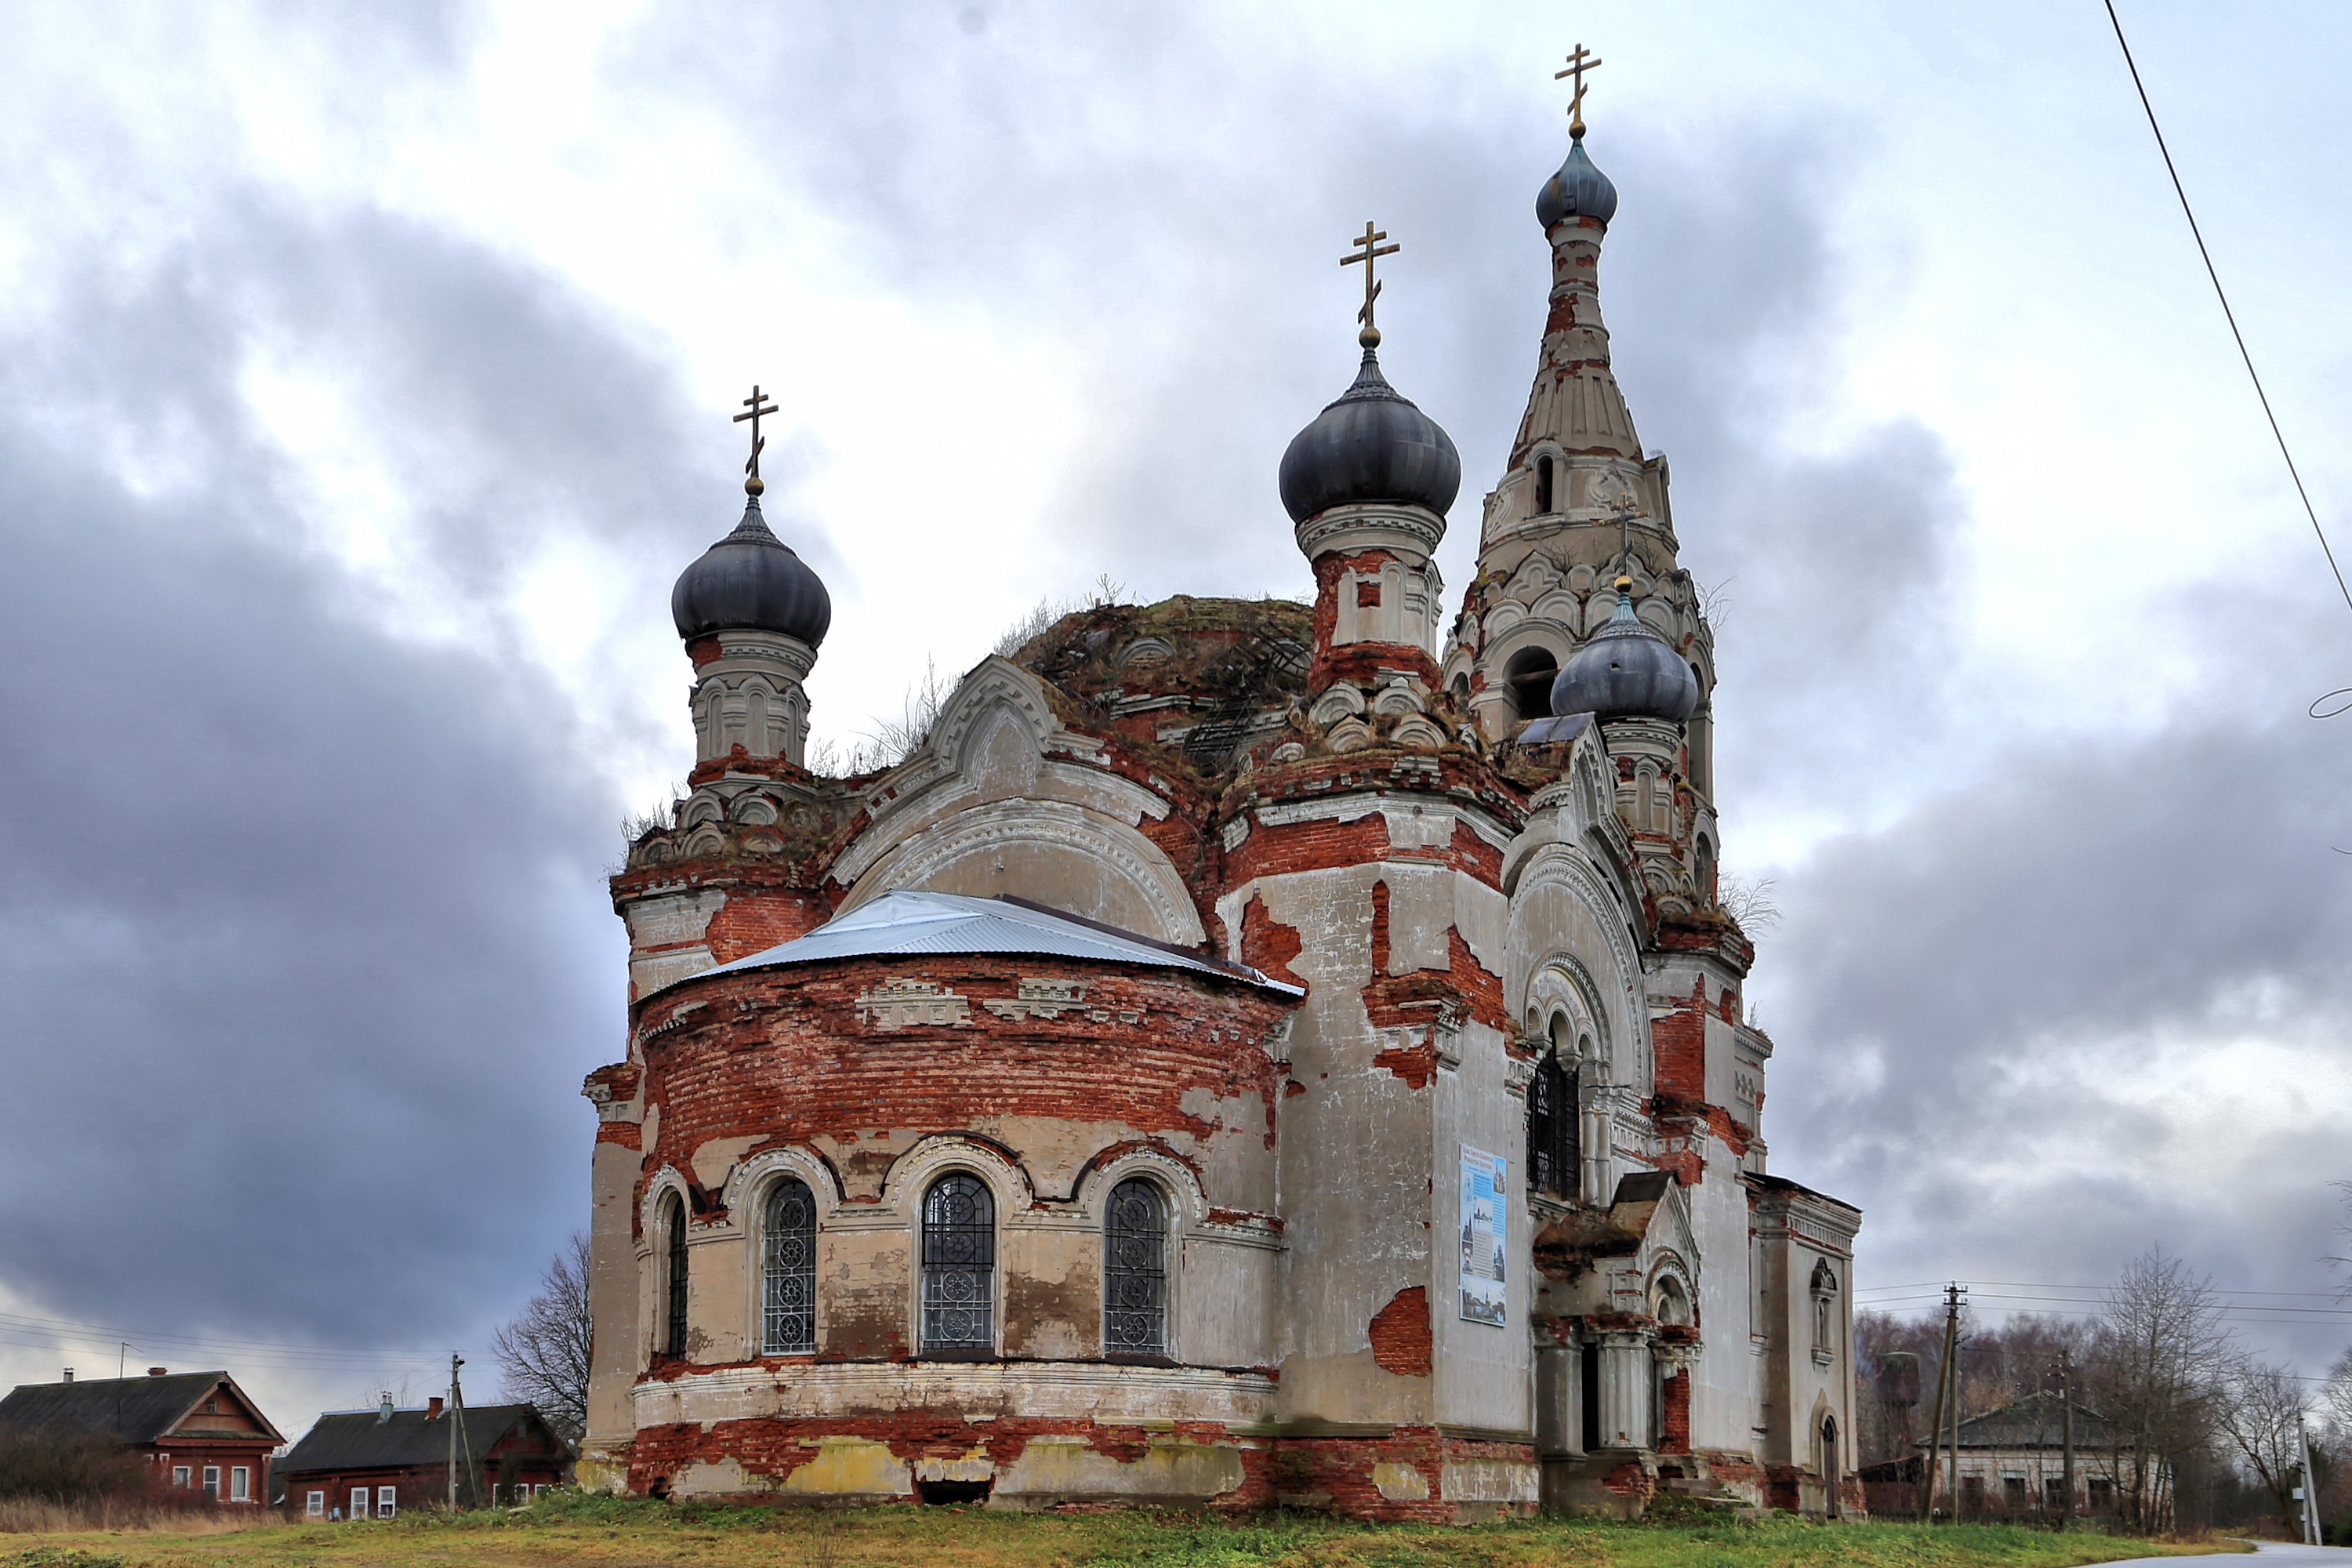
[2100,0,2352,636]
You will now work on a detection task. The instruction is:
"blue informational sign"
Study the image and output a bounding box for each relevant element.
[1459,1145,1508,1326]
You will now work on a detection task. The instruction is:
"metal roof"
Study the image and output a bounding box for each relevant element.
[0,1372,282,1446]
[684,890,1301,996]
[277,1404,565,1475]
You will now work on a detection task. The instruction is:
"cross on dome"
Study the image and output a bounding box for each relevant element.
[1555,42,1603,138]
[732,383,779,495]
[1340,220,1399,347]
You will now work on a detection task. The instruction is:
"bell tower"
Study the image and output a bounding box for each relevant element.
[1442,114,1716,800]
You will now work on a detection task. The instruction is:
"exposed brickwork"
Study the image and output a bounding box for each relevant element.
[702,890,830,964]
[1367,1287,1432,1377]
[1237,894,1305,990]
[1657,1369,1690,1454]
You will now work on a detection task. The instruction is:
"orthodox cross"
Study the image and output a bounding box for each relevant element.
[1555,43,1603,137]
[1341,221,1399,343]
[733,384,779,494]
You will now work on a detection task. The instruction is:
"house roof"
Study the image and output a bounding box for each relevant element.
[1918,1390,2125,1451]
[0,1372,282,1446]
[276,1404,566,1475]
[686,890,1303,996]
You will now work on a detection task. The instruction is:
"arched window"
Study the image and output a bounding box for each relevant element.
[1103,1178,1170,1356]
[1505,648,1559,721]
[1694,836,1717,908]
[920,1174,996,1353]
[1810,1260,1838,1354]
[1526,1047,1580,1200]
[660,1191,688,1359]
[761,1177,817,1355]
[1535,455,1555,514]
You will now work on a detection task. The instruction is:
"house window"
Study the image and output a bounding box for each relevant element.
[2002,1475,2026,1512]
[1961,1475,1985,1513]
[2089,1476,2115,1511]
[1526,1047,1579,1199]
[201,1465,220,1500]
[349,1486,367,1519]
[662,1189,689,1358]
[230,1466,249,1501]
[2045,1476,2066,1509]
[762,1176,818,1354]
[376,1485,397,1519]
[920,1173,995,1352]
[172,1466,191,1488]
[307,1490,324,1516]
[1104,1177,1169,1356]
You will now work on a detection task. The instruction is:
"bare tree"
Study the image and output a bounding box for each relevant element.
[2214,1353,2311,1534]
[2322,1345,2352,1439]
[2088,1247,2233,1531]
[492,1232,592,1445]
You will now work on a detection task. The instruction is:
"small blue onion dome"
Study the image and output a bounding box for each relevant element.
[1537,134,1619,230]
[1548,577,1697,720]
[1277,346,1462,524]
[670,496,832,647]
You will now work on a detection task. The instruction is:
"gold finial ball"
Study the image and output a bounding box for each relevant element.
[1614,573,1633,592]
[745,475,765,496]
[1359,325,1382,349]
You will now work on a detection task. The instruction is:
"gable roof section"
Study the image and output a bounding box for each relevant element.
[0,1373,282,1446]
[686,890,1302,996]
[277,1405,566,1474]
[1920,1390,2125,1452]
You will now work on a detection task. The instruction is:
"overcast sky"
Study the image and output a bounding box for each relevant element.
[2,1,2347,1428]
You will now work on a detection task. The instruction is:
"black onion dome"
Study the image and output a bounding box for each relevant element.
[1537,135,1619,230]
[670,496,833,647]
[1277,348,1462,524]
[1548,581,1697,720]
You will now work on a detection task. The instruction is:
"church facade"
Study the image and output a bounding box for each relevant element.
[578,114,1862,1520]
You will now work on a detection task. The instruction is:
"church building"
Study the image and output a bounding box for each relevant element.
[578,86,1863,1520]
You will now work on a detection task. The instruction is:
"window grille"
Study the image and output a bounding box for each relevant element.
[662,1192,689,1357]
[1526,1050,1579,1198]
[1103,1178,1169,1356]
[762,1176,817,1354]
[920,1174,995,1352]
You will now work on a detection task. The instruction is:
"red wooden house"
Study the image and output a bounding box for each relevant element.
[0,1368,283,1504]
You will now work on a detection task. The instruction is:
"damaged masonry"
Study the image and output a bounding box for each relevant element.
[577,96,1861,1521]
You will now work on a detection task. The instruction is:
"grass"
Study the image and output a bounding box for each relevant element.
[0,1492,2256,1568]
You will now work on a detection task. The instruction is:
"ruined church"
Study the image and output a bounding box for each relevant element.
[579,91,1864,1519]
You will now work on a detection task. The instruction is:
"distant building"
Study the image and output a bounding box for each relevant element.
[0,1369,282,1504]
[273,1399,572,1519]
[1859,1390,2136,1521]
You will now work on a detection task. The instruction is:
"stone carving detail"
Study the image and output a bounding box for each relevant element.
[856,981,971,1029]
[980,978,1138,1025]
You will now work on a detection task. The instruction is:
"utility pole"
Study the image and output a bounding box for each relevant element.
[2060,1348,2075,1532]
[2300,1424,2324,1547]
[1944,1285,1967,1524]
[448,1356,460,1513]
[1919,1284,1963,1524]
[452,1354,477,1511]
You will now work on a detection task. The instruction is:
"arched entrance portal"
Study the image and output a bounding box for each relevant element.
[1818,1414,1841,1519]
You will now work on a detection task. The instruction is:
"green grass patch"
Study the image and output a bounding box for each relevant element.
[0,1495,2252,1568]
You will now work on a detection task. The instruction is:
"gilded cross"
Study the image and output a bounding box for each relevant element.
[1555,43,1603,137]
[732,384,779,494]
[1341,221,1399,343]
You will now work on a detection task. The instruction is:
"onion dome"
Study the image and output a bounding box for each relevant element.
[1548,576,1697,720]
[1277,344,1462,524]
[670,495,832,647]
[1537,133,1618,230]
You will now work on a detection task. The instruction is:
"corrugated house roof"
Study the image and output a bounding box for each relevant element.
[277,1404,565,1475]
[1922,1390,2124,1451]
[682,890,1303,996]
[0,1372,281,1446]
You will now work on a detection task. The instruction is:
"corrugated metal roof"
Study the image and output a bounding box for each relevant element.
[0,1372,282,1446]
[681,890,1301,996]
[277,1405,564,1475]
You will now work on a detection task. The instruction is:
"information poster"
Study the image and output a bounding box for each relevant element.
[1458,1145,1508,1326]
